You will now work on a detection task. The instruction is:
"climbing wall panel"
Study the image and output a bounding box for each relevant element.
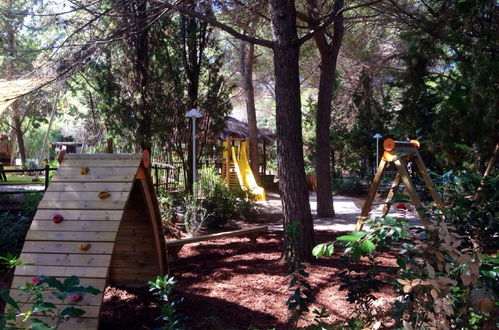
[7,153,168,329]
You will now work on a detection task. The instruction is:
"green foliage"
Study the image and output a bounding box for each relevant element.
[433,170,498,251]
[0,211,32,257]
[331,177,365,196]
[21,192,43,218]
[182,195,206,236]
[1,275,100,329]
[284,221,314,325]
[394,0,498,172]
[148,275,185,330]
[197,165,256,229]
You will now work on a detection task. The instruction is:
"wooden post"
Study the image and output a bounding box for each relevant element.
[381,172,401,217]
[413,153,446,214]
[355,158,387,231]
[154,165,159,191]
[44,165,49,191]
[394,158,429,229]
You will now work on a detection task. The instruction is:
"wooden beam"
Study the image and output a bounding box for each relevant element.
[413,153,446,215]
[381,172,401,217]
[355,159,387,231]
[394,158,429,229]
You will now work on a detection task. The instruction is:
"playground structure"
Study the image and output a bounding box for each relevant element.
[355,138,446,231]
[221,137,266,201]
[8,152,167,329]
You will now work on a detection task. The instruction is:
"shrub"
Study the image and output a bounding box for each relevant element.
[332,177,365,196]
[148,275,185,330]
[1,275,100,329]
[196,165,256,229]
[433,169,498,251]
[0,211,32,257]
[182,195,206,236]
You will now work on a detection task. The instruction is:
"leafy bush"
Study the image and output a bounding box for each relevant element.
[433,169,498,251]
[182,196,206,236]
[21,192,43,218]
[196,165,256,229]
[148,275,185,330]
[332,177,365,196]
[0,211,32,257]
[1,275,100,329]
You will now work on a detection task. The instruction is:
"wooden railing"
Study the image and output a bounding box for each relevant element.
[0,165,57,194]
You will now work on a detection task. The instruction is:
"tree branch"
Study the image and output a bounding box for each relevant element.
[149,0,273,48]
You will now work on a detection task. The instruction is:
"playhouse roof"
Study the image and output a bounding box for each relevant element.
[223,116,276,144]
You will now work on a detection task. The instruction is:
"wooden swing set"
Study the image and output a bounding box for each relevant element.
[355,138,446,231]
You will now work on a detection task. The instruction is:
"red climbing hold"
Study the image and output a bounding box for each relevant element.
[52,214,64,223]
[69,294,82,302]
[396,203,407,210]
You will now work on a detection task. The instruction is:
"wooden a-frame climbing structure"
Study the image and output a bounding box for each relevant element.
[7,151,168,329]
[355,139,446,231]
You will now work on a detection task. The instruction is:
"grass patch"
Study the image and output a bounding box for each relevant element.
[0,174,45,185]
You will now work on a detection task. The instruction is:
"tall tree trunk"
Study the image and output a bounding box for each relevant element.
[311,0,344,217]
[12,112,26,167]
[315,56,335,217]
[240,39,260,181]
[269,0,314,261]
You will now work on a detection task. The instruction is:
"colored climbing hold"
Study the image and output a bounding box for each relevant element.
[52,214,64,223]
[69,294,82,302]
[98,191,110,199]
[78,243,91,251]
[396,203,407,210]
[80,167,90,175]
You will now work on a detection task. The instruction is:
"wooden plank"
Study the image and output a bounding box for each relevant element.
[25,231,117,242]
[18,304,101,318]
[47,182,132,193]
[14,265,108,278]
[54,166,138,177]
[42,191,129,202]
[19,253,112,267]
[29,220,120,232]
[51,174,136,182]
[60,159,141,167]
[37,199,126,210]
[11,276,106,289]
[165,226,268,247]
[109,266,158,277]
[22,241,114,254]
[34,209,123,221]
[8,289,103,306]
[394,158,429,229]
[15,316,99,329]
[109,252,156,267]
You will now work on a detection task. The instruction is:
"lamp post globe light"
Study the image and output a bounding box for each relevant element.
[373,133,382,172]
[185,109,203,196]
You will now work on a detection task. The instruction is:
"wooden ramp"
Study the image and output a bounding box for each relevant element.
[8,152,168,329]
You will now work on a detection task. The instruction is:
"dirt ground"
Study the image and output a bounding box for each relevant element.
[98,230,397,330]
[1,191,403,329]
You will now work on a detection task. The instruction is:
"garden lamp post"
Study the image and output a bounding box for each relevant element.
[185,108,203,196]
[373,133,382,171]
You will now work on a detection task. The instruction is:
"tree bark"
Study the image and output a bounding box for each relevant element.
[240,38,260,182]
[269,0,314,261]
[12,112,26,167]
[315,56,336,217]
[310,0,345,217]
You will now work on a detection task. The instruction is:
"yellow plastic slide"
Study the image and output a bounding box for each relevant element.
[231,141,266,201]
